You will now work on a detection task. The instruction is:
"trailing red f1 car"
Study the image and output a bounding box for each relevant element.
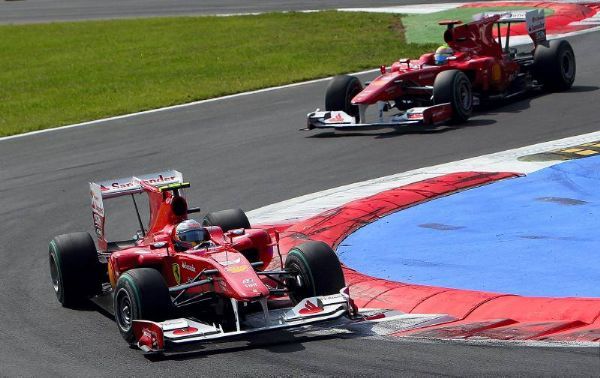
[48,170,356,353]
[306,9,576,131]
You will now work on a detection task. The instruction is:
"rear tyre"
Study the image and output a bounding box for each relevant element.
[433,69,473,123]
[114,268,172,344]
[49,232,101,307]
[202,208,251,232]
[533,39,576,91]
[284,241,345,304]
[325,75,363,120]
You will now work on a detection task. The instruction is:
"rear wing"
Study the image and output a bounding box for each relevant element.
[474,9,547,46]
[92,170,183,199]
[89,170,184,248]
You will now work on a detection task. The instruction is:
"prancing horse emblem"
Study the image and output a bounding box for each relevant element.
[172,263,181,285]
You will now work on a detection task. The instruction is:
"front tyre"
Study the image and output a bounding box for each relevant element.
[49,232,101,307]
[114,268,172,344]
[325,75,363,121]
[533,39,576,91]
[285,241,345,304]
[433,70,473,123]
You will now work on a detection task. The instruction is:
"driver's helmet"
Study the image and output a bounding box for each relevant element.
[434,45,454,65]
[173,219,208,250]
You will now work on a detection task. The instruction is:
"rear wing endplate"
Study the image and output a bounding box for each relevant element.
[474,9,546,45]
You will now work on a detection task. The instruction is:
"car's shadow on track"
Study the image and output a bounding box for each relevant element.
[149,331,344,361]
[146,321,386,361]
[305,118,497,139]
[561,85,599,93]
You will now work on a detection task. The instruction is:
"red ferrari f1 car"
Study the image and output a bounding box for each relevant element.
[48,171,356,353]
[306,9,575,131]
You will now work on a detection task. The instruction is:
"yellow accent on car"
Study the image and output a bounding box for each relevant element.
[172,263,181,285]
[491,63,502,82]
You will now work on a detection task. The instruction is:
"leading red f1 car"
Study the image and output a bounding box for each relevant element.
[48,171,356,354]
[305,9,575,131]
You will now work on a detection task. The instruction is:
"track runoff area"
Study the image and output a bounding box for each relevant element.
[249,131,600,346]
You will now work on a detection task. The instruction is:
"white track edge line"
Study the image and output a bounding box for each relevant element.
[0,68,379,143]
[5,4,600,143]
[248,130,600,224]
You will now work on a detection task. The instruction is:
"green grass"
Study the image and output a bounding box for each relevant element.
[403,7,553,44]
[0,11,436,137]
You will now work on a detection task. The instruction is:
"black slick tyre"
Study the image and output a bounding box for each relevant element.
[284,241,345,304]
[325,75,363,120]
[202,208,251,232]
[114,268,172,344]
[49,232,100,307]
[533,39,576,91]
[433,69,473,123]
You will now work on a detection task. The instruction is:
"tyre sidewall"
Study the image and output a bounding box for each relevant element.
[49,240,66,304]
[49,232,99,307]
[285,241,345,304]
[325,75,362,119]
[534,40,576,91]
[114,274,142,344]
[114,268,172,344]
[285,251,317,303]
[433,70,472,122]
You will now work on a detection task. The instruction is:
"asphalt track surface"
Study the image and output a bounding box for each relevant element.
[1,0,468,24]
[2,31,600,376]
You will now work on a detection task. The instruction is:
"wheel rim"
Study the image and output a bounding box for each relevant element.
[49,254,60,294]
[457,80,472,111]
[116,288,133,332]
[286,262,307,302]
[561,52,575,81]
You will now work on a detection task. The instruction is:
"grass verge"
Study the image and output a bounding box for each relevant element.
[403,6,553,44]
[0,11,436,137]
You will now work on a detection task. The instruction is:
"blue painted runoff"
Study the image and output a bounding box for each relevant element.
[338,155,600,297]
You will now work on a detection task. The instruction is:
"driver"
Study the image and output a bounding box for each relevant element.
[172,219,209,251]
[434,45,454,65]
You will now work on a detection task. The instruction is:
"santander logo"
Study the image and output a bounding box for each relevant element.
[329,113,345,123]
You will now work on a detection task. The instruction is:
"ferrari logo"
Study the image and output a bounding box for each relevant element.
[172,263,181,285]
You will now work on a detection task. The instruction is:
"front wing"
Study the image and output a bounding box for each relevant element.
[305,103,452,131]
[133,290,358,353]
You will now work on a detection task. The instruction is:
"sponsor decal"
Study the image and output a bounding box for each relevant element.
[173,327,198,335]
[242,278,258,288]
[298,300,324,315]
[181,262,196,273]
[218,257,241,267]
[172,263,181,285]
[141,328,160,349]
[226,265,248,273]
[526,9,546,44]
[328,113,345,123]
[100,174,177,191]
